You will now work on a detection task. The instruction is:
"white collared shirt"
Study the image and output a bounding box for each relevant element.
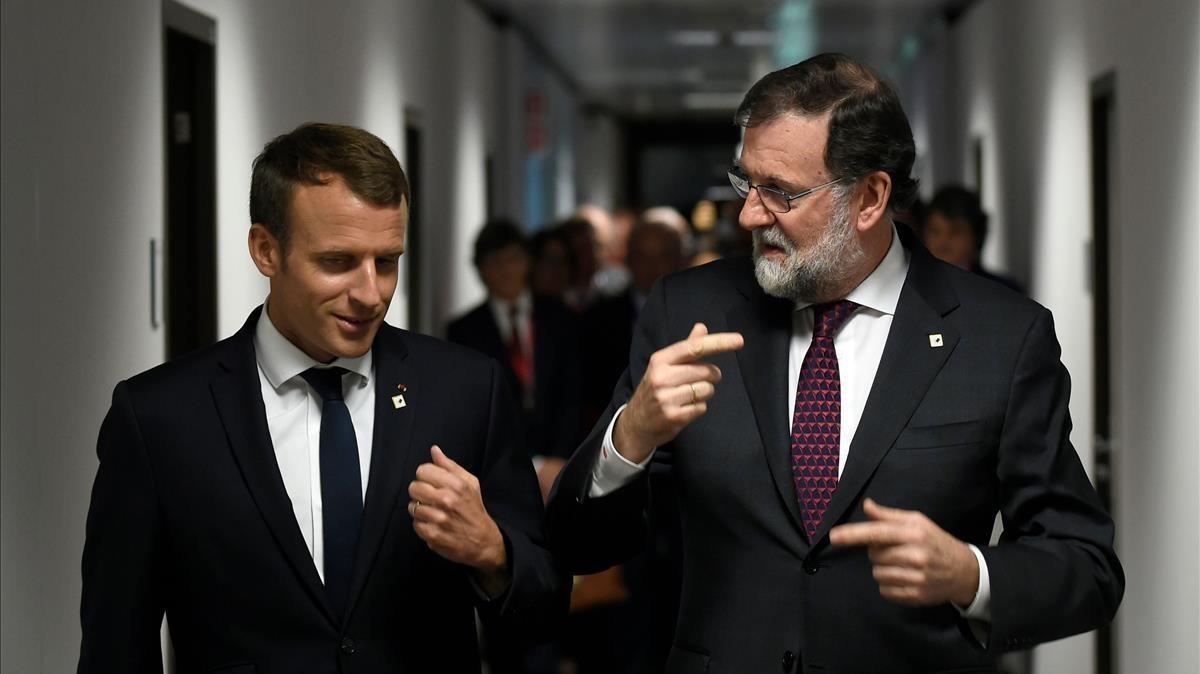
[488,290,533,358]
[253,302,375,582]
[587,227,992,624]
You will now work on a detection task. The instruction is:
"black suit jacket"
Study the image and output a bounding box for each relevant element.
[548,229,1123,673]
[80,308,565,674]
[580,290,638,427]
[446,296,583,459]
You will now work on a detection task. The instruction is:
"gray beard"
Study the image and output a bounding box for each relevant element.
[751,188,866,304]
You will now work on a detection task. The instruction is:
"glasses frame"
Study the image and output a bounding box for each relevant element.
[727,167,849,214]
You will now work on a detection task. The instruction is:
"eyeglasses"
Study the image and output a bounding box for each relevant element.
[727,167,848,214]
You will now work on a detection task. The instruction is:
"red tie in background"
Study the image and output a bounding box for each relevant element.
[791,300,859,541]
[507,305,533,397]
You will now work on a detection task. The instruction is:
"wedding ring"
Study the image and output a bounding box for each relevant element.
[690,383,699,404]
[412,500,422,518]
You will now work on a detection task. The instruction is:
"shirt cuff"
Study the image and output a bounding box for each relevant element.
[959,543,991,621]
[588,404,655,497]
[953,543,991,647]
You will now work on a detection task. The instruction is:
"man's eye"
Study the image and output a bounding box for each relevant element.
[376,257,399,269]
[320,256,350,269]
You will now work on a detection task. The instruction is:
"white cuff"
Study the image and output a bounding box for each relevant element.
[960,543,991,621]
[953,544,991,646]
[588,404,654,497]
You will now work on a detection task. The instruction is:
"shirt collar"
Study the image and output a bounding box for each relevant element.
[253,299,373,391]
[488,289,532,318]
[795,225,909,316]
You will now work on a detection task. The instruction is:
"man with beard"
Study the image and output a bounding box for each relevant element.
[546,53,1122,672]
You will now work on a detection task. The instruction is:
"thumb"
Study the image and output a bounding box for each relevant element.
[863,498,906,521]
[430,445,462,471]
[688,322,709,339]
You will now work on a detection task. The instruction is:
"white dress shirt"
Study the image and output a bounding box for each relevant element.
[254,302,375,583]
[488,290,533,358]
[587,227,992,624]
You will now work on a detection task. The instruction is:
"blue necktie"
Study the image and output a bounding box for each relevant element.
[301,367,362,618]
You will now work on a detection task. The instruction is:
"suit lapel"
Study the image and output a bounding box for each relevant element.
[813,234,961,543]
[727,281,808,540]
[211,308,337,625]
[344,326,418,619]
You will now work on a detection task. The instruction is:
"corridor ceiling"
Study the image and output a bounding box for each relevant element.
[472,0,969,119]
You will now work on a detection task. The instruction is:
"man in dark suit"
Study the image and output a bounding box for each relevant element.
[547,54,1123,673]
[582,219,684,427]
[921,184,1026,294]
[79,123,564,673]
[446,220,583,462]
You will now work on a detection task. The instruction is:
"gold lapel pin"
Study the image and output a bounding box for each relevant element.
[928,334,944,348]
[392,383,408,409]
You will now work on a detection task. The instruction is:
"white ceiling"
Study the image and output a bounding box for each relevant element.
[473,0,967,119]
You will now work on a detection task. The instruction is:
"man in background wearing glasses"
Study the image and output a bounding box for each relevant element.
[547,52,1122,672]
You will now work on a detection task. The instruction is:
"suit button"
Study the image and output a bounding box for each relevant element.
[340,637,357,655]
[803,561,819,575]
[781,650,796,671]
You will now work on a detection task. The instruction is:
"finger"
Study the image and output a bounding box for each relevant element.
[414,462,464,491]
[672,381,715,406]
[878,584,925,606]
[408,480,444,505]
[430,445,467,475]
[863,498,913,522]
[867,544,918,567]
[829,521,911,547]
[647,363,723,388]
[660,331,745,365]
[871,564,926,587]
[688,322,708,341]
[670,401,708,425]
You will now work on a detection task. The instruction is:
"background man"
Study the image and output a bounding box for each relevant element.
[446,219,583,466]
[548,54,1122,672]
[921,184,1024,293]
[80,123,563,673]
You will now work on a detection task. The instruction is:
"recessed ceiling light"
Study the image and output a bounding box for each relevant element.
[669,30,721,47]
[732,30,776,47]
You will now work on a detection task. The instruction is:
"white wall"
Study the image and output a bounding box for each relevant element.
[1109,0,1200,671]
[0,1,580,671]
[578,109,626,210]
[1,1,166,672]
[914,0,1200,671]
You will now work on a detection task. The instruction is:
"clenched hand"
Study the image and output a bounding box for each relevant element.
[408,445,509,596]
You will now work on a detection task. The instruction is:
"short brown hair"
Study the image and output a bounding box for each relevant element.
[250,122,409,249]
[735,53,918,212]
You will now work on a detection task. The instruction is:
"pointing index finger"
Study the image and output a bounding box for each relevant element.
[665,332,745,364]
[829,521,910,548]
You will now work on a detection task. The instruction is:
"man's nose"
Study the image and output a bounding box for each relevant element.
[348,261,383,308]
[738,189,774,231]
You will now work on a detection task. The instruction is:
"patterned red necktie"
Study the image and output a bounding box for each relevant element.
[507,305,533,396]
[791,300,859,541]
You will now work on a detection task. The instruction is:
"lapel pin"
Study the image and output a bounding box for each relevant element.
[928,334,944,348]
[392,383,408,409]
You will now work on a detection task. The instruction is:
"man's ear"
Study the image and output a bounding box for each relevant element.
[854,171,893,233]
[248,224,284,278]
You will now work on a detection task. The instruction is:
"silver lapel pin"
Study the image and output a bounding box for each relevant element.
[928,333,944,348]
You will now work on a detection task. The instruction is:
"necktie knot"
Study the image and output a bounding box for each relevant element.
[812,300,859,339]
[301,367,348,402]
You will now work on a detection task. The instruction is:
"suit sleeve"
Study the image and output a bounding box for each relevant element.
[546,278,674,574]
[475,360,570,627]
[78,382,165,674]
[984,309,1125,650]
